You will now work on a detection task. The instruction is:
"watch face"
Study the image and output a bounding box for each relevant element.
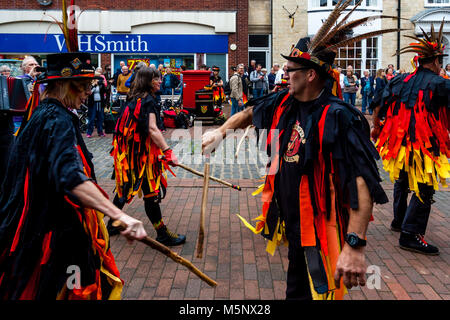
[348,235,357,246]
[37,0,53,6]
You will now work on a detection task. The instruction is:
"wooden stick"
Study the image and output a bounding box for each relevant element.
[112,220,217,287]
[196,162,210,258]
[176,162,241,191]
[235,125,253,159]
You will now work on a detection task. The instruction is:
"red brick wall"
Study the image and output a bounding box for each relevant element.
[0,0,249,73]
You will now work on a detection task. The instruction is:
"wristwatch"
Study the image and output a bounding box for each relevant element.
[345,232,366,248]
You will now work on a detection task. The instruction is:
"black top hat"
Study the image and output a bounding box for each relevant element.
[281,37,336,77]
[36,52,101,83]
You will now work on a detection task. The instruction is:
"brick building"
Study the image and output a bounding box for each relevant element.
[0,0,249,80]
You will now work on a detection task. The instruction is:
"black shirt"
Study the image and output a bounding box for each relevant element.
[275,98,316,247]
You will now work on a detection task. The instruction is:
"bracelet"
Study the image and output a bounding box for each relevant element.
[163,147,171,153]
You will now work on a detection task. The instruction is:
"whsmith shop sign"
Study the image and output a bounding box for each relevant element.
[0,33,229,54]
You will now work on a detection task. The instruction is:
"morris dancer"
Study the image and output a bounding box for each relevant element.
[371,20,450,255]
[202,1,397,299]
[108,66,186,246]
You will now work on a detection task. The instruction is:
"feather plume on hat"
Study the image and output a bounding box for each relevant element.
[310,0,405,56]
[394,18,447,59]
[45,0,81,52]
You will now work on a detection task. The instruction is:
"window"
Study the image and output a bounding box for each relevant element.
[425,0,450,5]
[310,0,379,8]
[335,37,380,77]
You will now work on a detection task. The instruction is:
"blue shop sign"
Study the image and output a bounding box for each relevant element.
[0,33,229,54]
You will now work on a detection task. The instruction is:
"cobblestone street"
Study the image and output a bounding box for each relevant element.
[84,112,450,301]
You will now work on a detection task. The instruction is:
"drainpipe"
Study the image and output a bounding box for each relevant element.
[271,0,273,66]
[397,0,401,69]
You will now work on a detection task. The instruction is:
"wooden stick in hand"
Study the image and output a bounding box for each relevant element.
[112,220,217,287]
[196,162,210,259]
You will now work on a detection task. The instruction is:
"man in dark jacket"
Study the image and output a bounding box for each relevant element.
[161,68,180,95]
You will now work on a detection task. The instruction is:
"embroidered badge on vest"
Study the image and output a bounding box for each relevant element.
[284,120,305,163]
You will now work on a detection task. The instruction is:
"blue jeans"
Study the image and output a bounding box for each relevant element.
[361,91,373,114]
[343,92,356,107]
[230,98,241,116]
[87,102,104,135]
[252,88,264,99]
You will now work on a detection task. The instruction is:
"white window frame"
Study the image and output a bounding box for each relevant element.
[334,36,381,77]
[424,0,450,7]
[308,0,382,10]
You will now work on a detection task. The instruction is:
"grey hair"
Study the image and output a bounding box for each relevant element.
[0,65,10,72]
[21,56,37,72]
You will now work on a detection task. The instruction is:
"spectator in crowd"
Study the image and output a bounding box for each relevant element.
[178,65,186,98]
[19,56,41,92]
[445,63,450,77]
[275,63,287,85]
[103,64,113,106]
[86,71,107,138]
[113,61,125,87]
[261,68,270,95]
[116,65,132,112]
[343,68,359,107]
[125,61,147,88]
[337,66,345,90]
[229,65,244,116]
[398,68,406,74]
[360,69,374,114]
[439,67,449,79]
[250,64,265,99]
[95,67,108,87]
[0,65,11,76]
[374,68,387,98]
[156,64,164,78]
[268,67,276,91]
[199,64,207,70]
[248,60,257,76]
[161,67,180,95]
[387,63,397,76]
[238,63,249,98]
[385,67,395,81]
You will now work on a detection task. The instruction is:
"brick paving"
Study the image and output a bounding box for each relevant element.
[85,107,450,301]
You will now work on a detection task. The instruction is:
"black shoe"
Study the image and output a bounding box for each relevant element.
[156,227,186,246]
[399,232,439,255]
[390,221,402,232]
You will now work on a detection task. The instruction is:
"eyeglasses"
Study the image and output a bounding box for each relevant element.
[285,67,311,74]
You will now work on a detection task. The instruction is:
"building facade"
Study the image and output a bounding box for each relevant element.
[271,0,450,76]
[0,0,249,81]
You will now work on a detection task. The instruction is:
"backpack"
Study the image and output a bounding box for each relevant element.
[223,79,231,95]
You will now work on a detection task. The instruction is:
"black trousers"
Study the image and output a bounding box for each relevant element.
[286,244,312,300]
[393,170,434,235]
[111,178,163,225]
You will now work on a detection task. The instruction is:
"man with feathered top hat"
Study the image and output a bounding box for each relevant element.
[202,0,398,299]
[371,20,450,256]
